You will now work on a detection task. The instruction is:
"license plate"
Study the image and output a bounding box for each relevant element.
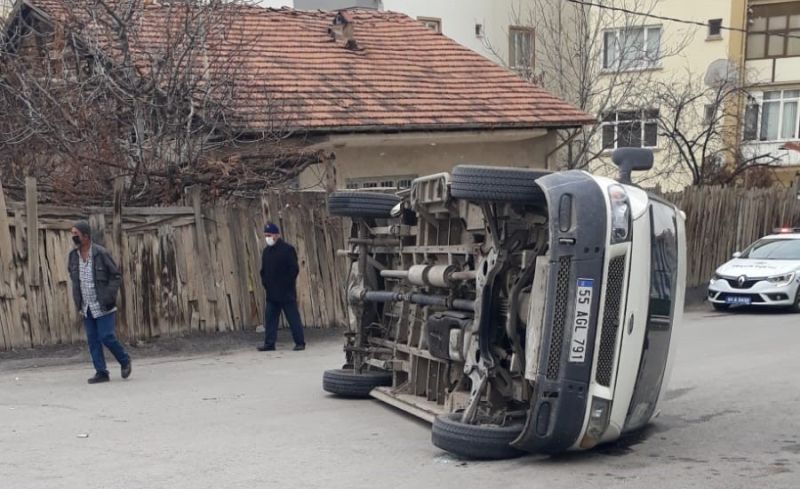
[570,279,594,363]
[725,295,751,305]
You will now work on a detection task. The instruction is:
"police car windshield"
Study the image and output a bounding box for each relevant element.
[742,239,800,260]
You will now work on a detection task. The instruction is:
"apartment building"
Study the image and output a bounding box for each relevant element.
[738,0,800,180]
[586,0,741,187]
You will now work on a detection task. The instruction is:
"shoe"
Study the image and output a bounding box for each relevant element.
[88,372,110,384]
[258,345,276,352]
[293,344,306,351]
[121,360,132,379]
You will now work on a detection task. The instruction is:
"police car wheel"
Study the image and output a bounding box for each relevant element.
[789,290,800,313]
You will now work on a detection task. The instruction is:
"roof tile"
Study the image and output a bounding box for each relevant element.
[26,1,596,132]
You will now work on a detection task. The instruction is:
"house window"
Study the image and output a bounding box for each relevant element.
[708,19,723,38]
[746,3,800,59]
[475,24,484,38]
[601,110,659,149]
[603,26,662,71]
[345,175,417,190]
[744,89,800,141]
[509,26,534,70]
[418,17,442,33]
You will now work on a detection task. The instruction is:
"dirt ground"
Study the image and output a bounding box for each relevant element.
[1,310,799,489]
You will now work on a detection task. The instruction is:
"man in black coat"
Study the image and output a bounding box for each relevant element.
[258,222,306,351]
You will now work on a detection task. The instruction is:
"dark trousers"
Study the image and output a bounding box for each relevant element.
[264,300,305,347]
[84,310,129,375]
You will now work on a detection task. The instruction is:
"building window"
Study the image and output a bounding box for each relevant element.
[743,99,760,141]
[601,110,659,149]
[603,26,662,71]
[746,3,800,60]
[704,104,717,125]
[509,26,534,70]
[418,17,442,33]
[744,89,800,141]
[345,175,417,190]
[708,19,723,38]
[475,23,484,38]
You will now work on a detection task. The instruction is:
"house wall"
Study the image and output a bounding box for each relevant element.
[298,131,558,190]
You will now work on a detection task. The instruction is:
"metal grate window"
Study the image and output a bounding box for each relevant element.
[596,256,626,387]
[546,256,572,380]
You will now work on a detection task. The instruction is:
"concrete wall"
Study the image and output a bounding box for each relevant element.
[298,131,558,190]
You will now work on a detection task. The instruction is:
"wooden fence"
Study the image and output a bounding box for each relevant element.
[0,179,348,351]
[666,185,800,289]
[2,178,799,351]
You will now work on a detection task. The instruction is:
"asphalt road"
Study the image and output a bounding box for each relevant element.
[1,309,799,489]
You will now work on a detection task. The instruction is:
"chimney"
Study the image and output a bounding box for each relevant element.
[328,11,358,50]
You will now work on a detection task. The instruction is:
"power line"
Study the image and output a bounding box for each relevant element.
[565,0,800,41]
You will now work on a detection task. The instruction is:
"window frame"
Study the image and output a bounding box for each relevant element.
[602,25,663,72]
[601,109,660,150]
[508,25,535,70]
[418,17,442,34]
[743,89,800,142]
[708,18,723,39]
[746,2,800,60]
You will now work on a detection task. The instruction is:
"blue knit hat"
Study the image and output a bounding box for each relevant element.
[264,222,280,234]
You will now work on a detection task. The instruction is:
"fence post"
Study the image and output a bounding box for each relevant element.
[112,178,131,342]
[25,177,39,286]
[191,186,215,328]
[0,179,13,295]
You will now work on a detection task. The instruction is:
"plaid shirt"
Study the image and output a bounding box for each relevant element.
[78,253,114,318]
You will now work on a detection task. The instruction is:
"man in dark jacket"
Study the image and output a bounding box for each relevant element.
[259,223,306,351]
[67,220,131,384]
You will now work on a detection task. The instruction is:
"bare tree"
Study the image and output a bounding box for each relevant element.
[0,0,321,205]
[653,70,780,188]
[485,0,691,171]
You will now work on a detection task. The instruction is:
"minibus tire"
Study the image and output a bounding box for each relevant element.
[322,368,393,398]
[431,413,525,460]
[328,192,401,218]
[451,165,549,203]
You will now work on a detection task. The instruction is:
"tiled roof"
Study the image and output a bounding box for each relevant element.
[23,1,596,133]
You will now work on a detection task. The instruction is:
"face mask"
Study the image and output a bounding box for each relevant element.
[72,236,82,247]
[266,237,276,247]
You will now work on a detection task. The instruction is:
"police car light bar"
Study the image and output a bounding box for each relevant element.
[774,227,800,233]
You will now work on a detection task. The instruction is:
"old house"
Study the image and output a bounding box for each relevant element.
[1,1,593,199]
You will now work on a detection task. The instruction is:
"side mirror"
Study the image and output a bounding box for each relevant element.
[732,251,742,259]
[612,148,654,184]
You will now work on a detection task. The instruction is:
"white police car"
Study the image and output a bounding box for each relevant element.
[708,228,800,312]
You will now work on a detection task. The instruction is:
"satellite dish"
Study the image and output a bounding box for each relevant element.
[704,59,738,88]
